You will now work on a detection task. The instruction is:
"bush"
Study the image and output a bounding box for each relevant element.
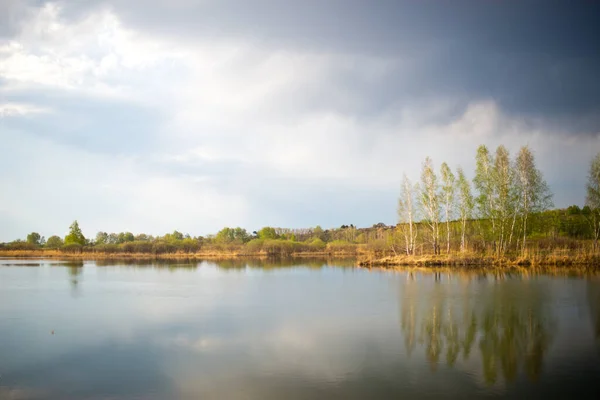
[5,241,37,251]
[308,238,326,251]
[326,240,357,253]
[262,239,296,256]
[365,239,388,254]
[244,238,264,253]
[61,243,82,253]
[152,241,177,254]
[94,243,120,253]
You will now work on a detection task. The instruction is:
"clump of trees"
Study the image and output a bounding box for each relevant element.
[396,145,599,257]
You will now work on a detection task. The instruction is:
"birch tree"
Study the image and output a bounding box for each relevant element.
[440,162,456,254]
[420,157,441,254]
[456,167,474,252]
[515,146,553,253]
[494,145,518,255]
[398,174,418,255]
[586,152,600,250]
[473,145,496,247]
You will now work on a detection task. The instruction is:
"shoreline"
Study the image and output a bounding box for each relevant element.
[1,249,600,269]
[357,253,600,268]
[0,249,356,260]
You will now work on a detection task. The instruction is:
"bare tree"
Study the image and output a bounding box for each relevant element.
[419,157,441,254]
[440,162,456,254]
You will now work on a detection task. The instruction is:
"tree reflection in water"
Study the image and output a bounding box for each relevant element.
[400,271,554,384]
[588,277,600,352]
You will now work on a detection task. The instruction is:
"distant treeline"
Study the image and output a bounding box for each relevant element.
[0,208,597,257]
[2,145,599,260]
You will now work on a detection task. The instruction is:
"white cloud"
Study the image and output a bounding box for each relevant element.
[0,2,597,241]
[0,102,51,117]
[0,2,186,101]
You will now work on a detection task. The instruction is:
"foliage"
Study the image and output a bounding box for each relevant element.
[64,221,86,246]
[215,227,250,243]
[26,232,44,246]
[585,152,600,248]
[419,157,441,254]
[46,235,64,249]
[5,147,599,260]
[257,227,278,240]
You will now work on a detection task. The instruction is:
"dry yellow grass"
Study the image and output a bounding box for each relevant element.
[358,248,600,268]
[0,249,354,260]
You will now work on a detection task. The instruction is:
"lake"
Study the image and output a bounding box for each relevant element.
[1,258,599,399]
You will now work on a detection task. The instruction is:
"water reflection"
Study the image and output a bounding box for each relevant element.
[401,272,555,384]
[588,278,600,351]
[1,259,599,399]
[91,257,356,270]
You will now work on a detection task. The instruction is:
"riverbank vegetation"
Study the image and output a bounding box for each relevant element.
[1,146,599,267]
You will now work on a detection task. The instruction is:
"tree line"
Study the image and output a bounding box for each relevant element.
[2,146,599,258]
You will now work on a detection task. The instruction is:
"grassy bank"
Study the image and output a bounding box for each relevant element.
[358,249,600,268]
[2,248,600,269]
[0,249,357,260]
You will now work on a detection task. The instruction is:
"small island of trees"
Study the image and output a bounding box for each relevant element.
[1,145,599,267]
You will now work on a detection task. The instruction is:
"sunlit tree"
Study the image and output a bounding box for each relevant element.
[64,220,86,246]
[440,162,456,254]
[26,232,43,246]
[397,174,418,255]
[419,157,441,254]
[46,235,63,249]
[515,146,553,252]
[456,167,474,252]
[586,152,600,250]
[95,232,108,245]
[473,145,496,246]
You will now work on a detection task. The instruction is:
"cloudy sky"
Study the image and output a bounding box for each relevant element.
[1,0,599,241]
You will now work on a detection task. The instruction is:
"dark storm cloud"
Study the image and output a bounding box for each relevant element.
[41,0,600,134]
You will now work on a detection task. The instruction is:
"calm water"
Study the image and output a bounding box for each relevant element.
[1,259,599,399]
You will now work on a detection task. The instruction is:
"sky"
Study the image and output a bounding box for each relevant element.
[1,0,599,241]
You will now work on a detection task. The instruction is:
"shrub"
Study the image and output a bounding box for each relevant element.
[61,243,82,253]
[308,238,326,251]
[94,243,120,253]
[326,240,357,253]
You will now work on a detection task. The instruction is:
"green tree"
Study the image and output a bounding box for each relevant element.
[64,220,86,246]
[26,232,43,246]
[586,152,600,250]
[216,227,235,243]
[171,230,184,241]
[312,225,324,241]
[95,232,108,245]
[46,235,64,249]
[456,167,474,252]
[258,227,278,240]
[135,233,151,241]
[515,146,553,253]
[419,157,441,254]
[233,227,250,243]
[440,162,456,254]
[119,232,134,243]
[397,174,418,255]
[473,145,496,245]
[493,145,518,255]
